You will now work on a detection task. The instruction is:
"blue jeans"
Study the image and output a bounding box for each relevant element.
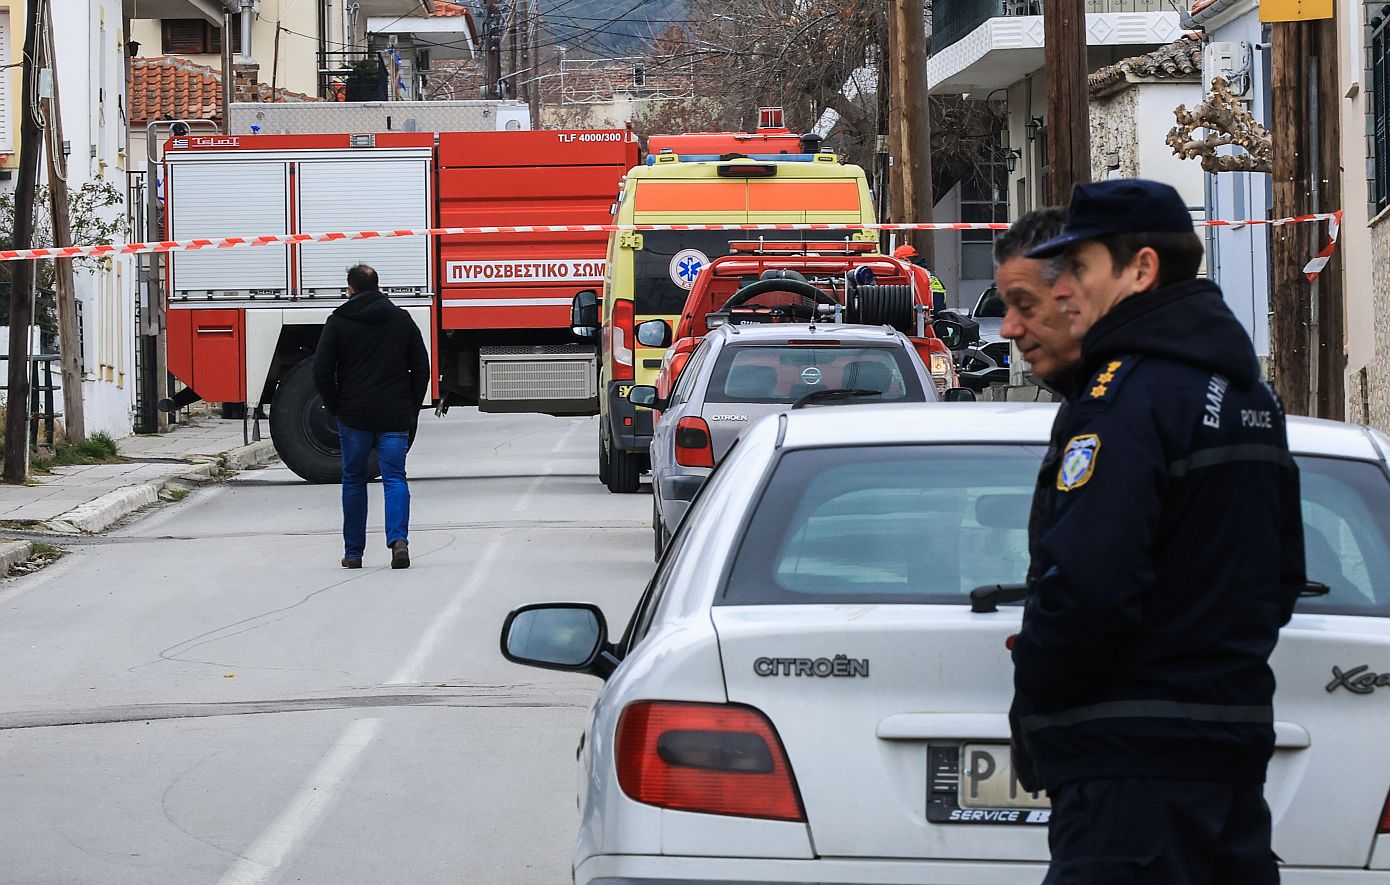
[339,422,411,560]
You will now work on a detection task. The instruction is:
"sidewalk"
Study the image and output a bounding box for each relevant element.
[0,417,277,541]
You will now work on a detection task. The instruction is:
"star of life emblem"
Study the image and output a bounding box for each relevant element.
[669,249,709,290]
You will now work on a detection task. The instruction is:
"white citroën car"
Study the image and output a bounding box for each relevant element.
[502,403,1390,885]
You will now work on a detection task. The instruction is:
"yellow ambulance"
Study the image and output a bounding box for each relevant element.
[573,151,877,492]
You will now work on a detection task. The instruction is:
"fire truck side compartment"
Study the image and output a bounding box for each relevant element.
[436,130,637,413]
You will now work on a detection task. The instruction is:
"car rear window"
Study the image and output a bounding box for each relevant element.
[719,445,1390,616]
[1295,456,1390,617]
[705,345,924,405]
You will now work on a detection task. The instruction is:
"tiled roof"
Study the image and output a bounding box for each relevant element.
[1088,33,1203,96]
[1189,0,1219,15]
[128,56,317,124]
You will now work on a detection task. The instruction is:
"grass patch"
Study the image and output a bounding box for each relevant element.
[9,541,66,577]
[31,432,124,474]
[167,488,190,502]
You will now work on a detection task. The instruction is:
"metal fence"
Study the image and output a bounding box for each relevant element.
[0,353,62,449]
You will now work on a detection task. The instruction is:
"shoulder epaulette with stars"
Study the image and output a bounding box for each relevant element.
[1084,357,1139,403]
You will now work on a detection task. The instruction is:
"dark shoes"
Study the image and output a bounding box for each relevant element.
[391,540,410,569]
[340,544,408,569]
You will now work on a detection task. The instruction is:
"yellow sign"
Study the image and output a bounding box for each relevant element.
[1260,0,1332,22]
[617,385,633,399]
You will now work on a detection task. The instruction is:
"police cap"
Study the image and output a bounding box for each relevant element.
[1026,178,1194,259]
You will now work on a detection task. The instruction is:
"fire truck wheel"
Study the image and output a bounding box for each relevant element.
[270,358,376,484]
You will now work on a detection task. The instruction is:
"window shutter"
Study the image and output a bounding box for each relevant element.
[162,19,209,54]
[0,12,11,152]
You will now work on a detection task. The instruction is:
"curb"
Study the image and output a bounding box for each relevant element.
[42,463,218,535]
[0,539,34,574]
[40,442,277,536]
[220,438,277,472]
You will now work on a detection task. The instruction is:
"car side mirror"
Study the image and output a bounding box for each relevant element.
[635,319,672,348]
[571,290,600,338]
[500,602,615,678]
[628,385,666,410]
[944,387,977,403]
[933,316,979,349]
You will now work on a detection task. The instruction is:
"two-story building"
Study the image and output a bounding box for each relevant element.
[927,0,1186,307]
[0,0,137,438]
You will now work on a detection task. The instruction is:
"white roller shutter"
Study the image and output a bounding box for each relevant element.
[168,160,289,293]
[0,13,12,152]
[296,159,430,292]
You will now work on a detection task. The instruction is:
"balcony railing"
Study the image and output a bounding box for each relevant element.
[933,0,1169,54]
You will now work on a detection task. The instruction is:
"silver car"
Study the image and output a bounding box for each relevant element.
[500,403,1390,884]
[629,322,938,556]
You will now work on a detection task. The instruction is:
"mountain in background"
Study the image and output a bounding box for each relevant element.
[537,0,689,56]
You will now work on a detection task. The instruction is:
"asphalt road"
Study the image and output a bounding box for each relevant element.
[0,412,651,884]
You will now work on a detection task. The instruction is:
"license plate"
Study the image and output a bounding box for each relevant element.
[958,743,1049,810]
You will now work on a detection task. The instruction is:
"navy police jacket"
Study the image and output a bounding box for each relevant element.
[1010,279,1306,792]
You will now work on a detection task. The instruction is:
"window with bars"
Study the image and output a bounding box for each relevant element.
[1374,5,1390,213]
[959,162,1009,280]
[160,17,239,55]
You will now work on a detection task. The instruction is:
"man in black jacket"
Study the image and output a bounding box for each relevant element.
[313,265,430,570]
[1011,180,1306,884]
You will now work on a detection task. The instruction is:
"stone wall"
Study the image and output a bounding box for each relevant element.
[1088,87,1141,182]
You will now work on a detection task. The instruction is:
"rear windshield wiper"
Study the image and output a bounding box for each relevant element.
[972,580,1332,614]
[970,583,1029,613]
[792,388,884,409]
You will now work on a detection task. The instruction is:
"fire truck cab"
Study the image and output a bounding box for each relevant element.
[162,129,639,483]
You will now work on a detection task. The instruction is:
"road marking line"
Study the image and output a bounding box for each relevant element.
[217,717,384,885]
[384,538,506,686]
[511,420,586,513]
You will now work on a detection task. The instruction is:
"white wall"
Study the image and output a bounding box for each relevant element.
[1338,0,1378,416]
[1196,9,1272,356]
[130,0,323,97]
[51,0,137,437]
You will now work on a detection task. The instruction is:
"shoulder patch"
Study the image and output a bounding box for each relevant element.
[1057,434,1101,492]
[1085,358,1138,402]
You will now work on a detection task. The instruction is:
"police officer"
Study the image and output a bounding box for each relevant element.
[1009,179,1306,884]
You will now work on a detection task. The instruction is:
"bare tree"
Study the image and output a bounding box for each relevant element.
[636,5,1004,197]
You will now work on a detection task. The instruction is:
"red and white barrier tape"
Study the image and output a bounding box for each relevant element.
[0,214,1343,263]
[1302,210,1343,281]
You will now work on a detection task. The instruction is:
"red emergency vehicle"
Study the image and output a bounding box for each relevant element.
[161,129,639,482]
[647,240,959,405]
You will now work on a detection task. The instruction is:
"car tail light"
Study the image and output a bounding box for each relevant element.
[611,298,634,382]
[1378,790,1390,834]
[616,701,805,822]
[675,417,715,468]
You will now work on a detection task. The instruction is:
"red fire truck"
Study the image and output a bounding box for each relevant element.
[161,129,639,482]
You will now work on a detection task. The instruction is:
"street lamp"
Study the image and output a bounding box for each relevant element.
[1026,117,1045,141]
[1005,148,1022,173]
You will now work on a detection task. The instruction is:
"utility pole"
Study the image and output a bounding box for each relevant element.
[221,10,234,132]
[5,0,44,482]
[1042,0,1090,204]
[1269,16,1343,417]
[888,0,934,265]
[38,0,85,445]
[507,0,519,100]
[484,0,502,99]
[530,0,542,124]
